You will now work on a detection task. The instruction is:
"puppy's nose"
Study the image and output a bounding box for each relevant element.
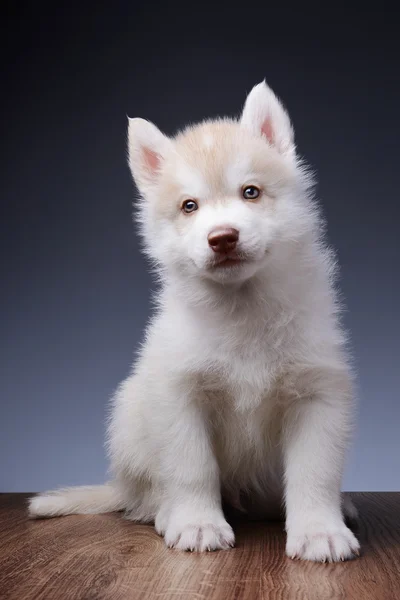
[208,227,239,253]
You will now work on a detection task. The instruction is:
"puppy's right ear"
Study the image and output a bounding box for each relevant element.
[240,81,294,156]
[127,118,172,194]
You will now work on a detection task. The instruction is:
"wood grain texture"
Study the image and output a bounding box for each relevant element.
[0,493,399,599]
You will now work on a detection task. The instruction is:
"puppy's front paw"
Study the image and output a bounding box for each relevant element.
[286,519,360,562]
[157,507,235,552]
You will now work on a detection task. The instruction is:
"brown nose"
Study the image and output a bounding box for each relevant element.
[208,227,239,253]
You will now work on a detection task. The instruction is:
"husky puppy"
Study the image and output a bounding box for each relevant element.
[29,81,360,562]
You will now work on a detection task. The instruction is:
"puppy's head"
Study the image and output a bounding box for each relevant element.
[127,81,313,284]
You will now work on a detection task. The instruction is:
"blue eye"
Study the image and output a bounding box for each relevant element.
[182,199,199,213]
[242,185,260,200]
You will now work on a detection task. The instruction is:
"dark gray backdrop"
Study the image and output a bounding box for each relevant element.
[1,4,399,492]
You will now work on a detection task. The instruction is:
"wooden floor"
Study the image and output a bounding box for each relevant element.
[0,493,399,599]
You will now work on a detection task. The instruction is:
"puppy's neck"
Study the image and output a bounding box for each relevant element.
[163,266,275,318]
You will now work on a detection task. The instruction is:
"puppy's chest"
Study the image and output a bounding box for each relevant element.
[202,339,284,409]
[207,381,285,494]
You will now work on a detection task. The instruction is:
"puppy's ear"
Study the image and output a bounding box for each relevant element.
[127,118,172,193]
[240,81,295,155]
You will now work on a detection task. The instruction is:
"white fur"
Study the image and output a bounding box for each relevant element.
[29,81,360,562]
[241,80,294,155]
[203,133,214,148]
[224,155,255,193]
[174,158,210,200]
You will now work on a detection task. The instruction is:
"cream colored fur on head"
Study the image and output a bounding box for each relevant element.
[29,81,360,562]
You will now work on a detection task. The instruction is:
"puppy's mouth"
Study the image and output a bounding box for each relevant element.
[210,252,249,269]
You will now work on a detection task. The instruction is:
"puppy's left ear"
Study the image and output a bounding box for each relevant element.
[240,81,295,156]
[127,117,173,195]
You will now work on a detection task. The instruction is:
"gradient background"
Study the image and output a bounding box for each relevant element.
[1,4,399,492]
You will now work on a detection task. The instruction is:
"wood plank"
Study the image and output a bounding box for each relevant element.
[0,493,399,599]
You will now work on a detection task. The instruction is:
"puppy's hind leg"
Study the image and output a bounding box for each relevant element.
[342,494,359,527]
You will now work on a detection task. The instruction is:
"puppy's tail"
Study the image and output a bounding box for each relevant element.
[28,483,126,519]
